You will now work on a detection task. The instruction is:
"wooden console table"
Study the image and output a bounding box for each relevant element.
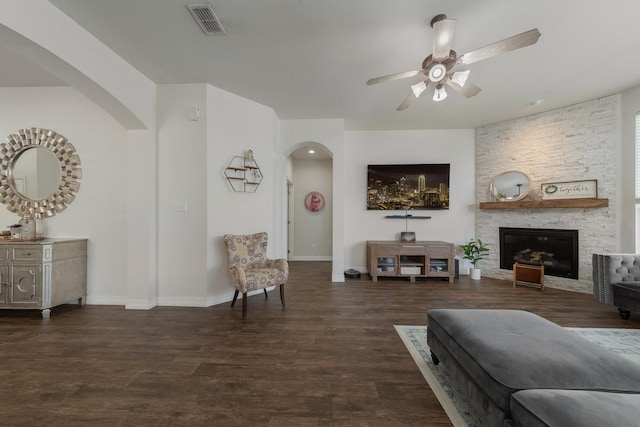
[366,240,454,283]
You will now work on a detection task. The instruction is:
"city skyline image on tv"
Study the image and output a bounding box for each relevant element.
[367,163,450,210]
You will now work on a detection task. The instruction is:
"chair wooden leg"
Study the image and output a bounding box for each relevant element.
[231,290,239,307]
[263,289,268,299]
[242,292,248,320]
[280,284,286,308]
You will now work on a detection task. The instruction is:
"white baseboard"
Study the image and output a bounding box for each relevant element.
[85,295,127,306]
[332,273,346,282]
[83,288,276,310]
[125,298,158,310]
[157,297,208,307]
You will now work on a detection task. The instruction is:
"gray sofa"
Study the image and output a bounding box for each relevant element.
[426,309,640,426]
[508,389,640,427]
[593,253,640,319]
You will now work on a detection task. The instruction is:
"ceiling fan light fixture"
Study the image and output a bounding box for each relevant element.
[433,84,447,101]
[411,81,428,97]
[451,70,470,87]
[428,63,447,82]
[366,13,541,111]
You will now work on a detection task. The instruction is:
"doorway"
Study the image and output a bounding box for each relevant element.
[287,145,333,262]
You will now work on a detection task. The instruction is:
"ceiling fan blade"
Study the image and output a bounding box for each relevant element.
[445,79,481,98]
[457,28,541,65]
[396,91,419,111]
[366,69,423,86]
[432,18,457,60]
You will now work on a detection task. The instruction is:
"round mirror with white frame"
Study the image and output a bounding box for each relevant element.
[0,128,81,219]
[490,170,531,202]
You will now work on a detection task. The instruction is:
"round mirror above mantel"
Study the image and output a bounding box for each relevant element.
[0,128,81,219]
[489,170,531,202]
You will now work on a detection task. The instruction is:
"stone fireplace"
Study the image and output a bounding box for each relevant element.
[475,95,618,293]
[499,227,579,279]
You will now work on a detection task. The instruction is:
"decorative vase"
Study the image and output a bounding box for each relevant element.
[8,224,22,239]
[470,268,481,280]
[18,211,36,239]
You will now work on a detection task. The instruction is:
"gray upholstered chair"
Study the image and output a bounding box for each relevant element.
[593,253,640,319]
[223,232,288,320]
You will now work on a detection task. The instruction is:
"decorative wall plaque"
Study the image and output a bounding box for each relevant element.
[304,191,324,212]
[541,180,597,200]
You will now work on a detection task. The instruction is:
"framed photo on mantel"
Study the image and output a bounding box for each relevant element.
[541,180,598,200]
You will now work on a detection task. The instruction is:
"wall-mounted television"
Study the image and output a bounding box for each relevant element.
[367,163,450,210]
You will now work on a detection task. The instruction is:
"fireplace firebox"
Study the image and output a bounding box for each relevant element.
[499,227,578,279]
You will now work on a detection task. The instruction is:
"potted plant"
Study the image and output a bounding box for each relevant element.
[460,239,490,280]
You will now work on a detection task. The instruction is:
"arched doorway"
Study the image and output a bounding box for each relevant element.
[287,143,333,262]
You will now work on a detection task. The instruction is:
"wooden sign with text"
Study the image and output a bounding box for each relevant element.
[541,180,598,200]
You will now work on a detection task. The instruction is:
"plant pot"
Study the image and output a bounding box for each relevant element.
[470,268,481,280]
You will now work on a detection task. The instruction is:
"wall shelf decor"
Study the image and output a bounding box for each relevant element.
[224,151,262,193]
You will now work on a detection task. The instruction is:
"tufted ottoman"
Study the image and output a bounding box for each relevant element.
[426,309,640,426]
[593,253,640,319]
[613,282,640,319]
[507,389,640,427]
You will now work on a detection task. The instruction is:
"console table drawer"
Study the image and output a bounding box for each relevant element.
[375,246,401,257]
[429,246,453,258]
[11,246,43,262]
[399,245,426,255]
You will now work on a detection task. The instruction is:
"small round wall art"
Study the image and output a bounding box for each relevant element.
[304,191,325,212]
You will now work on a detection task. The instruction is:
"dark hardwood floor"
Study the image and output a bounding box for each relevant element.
[1,261,637,426]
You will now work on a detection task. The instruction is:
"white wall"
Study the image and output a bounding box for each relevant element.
[206,84,280,305]
[291,158,333,260]
[156,83,283,307]
[157,84,208,305]
[0,86,128,303]
[343,130,476,272]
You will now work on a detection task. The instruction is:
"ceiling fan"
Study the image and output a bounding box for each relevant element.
[367,14,541,111]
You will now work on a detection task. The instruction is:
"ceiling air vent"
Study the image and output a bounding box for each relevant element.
[187,4,226,35]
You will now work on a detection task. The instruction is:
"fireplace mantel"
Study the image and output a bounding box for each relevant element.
[479,198,608,210]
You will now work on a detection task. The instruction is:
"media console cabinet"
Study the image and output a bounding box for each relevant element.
[366,240,455,282]
[0,238,87,318]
